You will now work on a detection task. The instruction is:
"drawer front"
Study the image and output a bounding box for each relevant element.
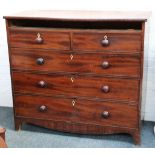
[73,32,142,52]
[9,28,70,50]
[12,72,139,102]
[11,48,140,78]
[14,95,138,128]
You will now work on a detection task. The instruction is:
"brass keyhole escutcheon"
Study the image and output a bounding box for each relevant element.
[72,100,76,107]
[35,33,43,44]
[71,77,74,83]
[70,54,73,60]
[37,33,41,39]
[101,35,109,46]
[104,35,107,40]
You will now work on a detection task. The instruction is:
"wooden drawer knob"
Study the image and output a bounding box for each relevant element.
[36,58,44,65]
[38,81,47,88]
[101,35,110,46]
[35,33,43,44]
[102,61,109,69]
[102,85,110,93]
[39,105,47,112]
[101,111,110,119]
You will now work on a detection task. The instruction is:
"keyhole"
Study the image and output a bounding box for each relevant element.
[37,33,41,38]
[71,77,74,83]
[70,54,73,60]
[104,35,108,40]
[72,100,76,107]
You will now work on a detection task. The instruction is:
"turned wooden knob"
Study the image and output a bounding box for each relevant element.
[38,81,47,88]
[101,111,110,119]
[36,58,44,65]
[35,33,43,44]
[102,85,110,93]
[39,105,47,112]
[102,61,110,69]
[101,35,110,47]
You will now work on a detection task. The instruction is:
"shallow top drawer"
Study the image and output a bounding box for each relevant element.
[9,28,71,50]
[73,31,142,52]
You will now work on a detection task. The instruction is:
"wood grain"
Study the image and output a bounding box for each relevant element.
[73,32,142,51]
[9,28,70,50]
[14,94,138,128]
[12,71,139,102]
[10,48,141,78]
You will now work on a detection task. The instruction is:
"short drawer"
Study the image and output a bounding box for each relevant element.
[11,48,140,78]
[9,28,70,50]
[12,72,139,102]
[73,32,142,52]
[14,94,138,128]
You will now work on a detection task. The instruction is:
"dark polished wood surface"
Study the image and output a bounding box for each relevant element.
[15,94,138,128]
[73,32,142,51]
[4,11,147,145]
[12,71,139,102]
[11,48,141,78]
[9,28,70,50]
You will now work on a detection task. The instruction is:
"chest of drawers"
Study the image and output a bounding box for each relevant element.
[4,10,148,144]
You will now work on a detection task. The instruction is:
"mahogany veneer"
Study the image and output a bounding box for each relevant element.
[4,10,148,145]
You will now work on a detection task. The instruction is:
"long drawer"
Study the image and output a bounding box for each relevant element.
[9,28,70,50]
[10,48,140,78]
[12,72,139,102]
[73,32,142,52]
[14,94,138,128]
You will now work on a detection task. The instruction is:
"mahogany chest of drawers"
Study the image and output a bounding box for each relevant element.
[4,10,148,144]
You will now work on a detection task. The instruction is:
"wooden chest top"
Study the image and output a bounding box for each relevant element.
[4,10,150,21]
